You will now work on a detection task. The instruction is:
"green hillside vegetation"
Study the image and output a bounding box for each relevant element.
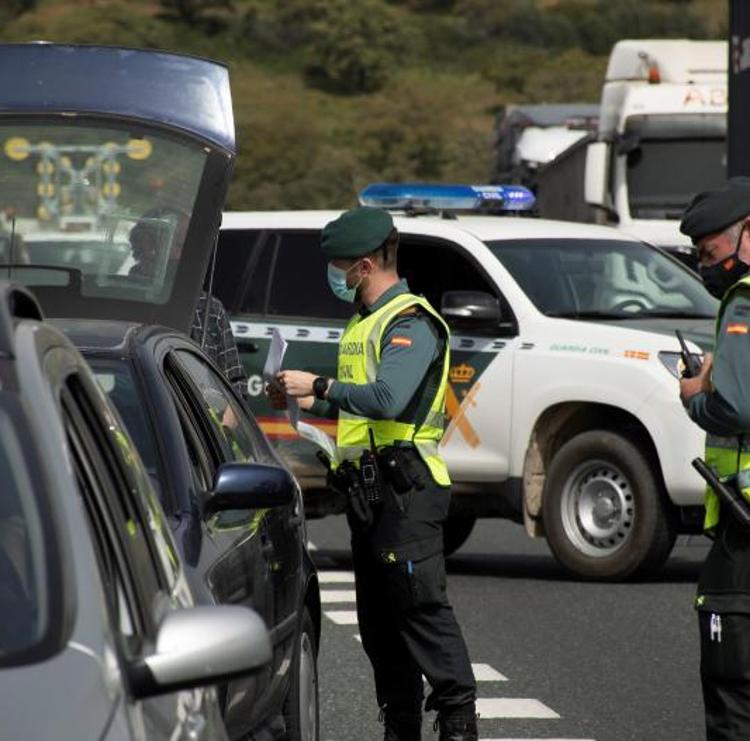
[0,0,726,209]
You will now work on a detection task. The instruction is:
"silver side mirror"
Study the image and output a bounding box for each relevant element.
[130,606,271,698]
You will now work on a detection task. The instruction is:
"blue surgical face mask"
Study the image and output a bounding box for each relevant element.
[327,261,362,303]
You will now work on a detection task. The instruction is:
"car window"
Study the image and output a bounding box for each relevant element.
[88,357,165,499]
[488,238,718,318]
[62,374,167,640]
[0,407,56,664]
[173,349,261,464]
[217,229,351,320]
[267,231,351,320]
[398,235,515,331]
[213,228,268,314]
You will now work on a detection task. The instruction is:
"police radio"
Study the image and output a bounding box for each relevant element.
[675,330,702,378]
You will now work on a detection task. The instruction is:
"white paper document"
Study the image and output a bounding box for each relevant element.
[262,328,337,462]
[262,328,299,428]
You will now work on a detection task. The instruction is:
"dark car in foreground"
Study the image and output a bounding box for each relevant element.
[58,318,321,740]
[0,43,320,739]
[0,282,272,740]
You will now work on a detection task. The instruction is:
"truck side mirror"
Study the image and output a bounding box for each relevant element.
[441,290,502,329]
[584,141,609,209]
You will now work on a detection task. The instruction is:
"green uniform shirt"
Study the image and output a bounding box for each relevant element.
[311,279,443,422]
[688,286,750,436]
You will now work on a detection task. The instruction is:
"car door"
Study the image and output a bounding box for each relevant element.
[162,344,302,737]
[58,367,214,741]
[214,227,348,483]
[396,233,518,483]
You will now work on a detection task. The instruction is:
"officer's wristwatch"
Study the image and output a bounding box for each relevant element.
[313,376,329,400]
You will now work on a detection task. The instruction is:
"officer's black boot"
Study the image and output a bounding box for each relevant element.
[434,703,478,741]
[381,705,422,741]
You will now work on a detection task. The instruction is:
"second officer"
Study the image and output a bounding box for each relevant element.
[680,177,750,740]
[273,206,478,741]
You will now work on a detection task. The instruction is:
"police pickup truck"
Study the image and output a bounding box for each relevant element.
[213,183,714,580]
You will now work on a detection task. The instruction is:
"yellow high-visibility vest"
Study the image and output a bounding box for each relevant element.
[704,274,750,532]
[335,292,451,486]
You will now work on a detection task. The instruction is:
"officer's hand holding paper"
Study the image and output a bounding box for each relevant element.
[263,329,338,463]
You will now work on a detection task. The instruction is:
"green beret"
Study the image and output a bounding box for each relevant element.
[321,207,393,260]
[680,177,750,241]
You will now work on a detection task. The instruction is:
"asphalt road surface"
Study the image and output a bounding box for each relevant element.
[307,516,711,741]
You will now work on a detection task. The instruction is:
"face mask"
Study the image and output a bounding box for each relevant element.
[699,227,749,299]
[327,261,363,303]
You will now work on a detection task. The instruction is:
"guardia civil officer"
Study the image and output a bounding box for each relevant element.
[272,207,478,741]
[680,177,750,740]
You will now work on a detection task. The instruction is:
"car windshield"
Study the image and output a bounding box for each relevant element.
[487,238,718,319]
[0,122,206,304]
[88,358,165,499]
[0,407,52,663]
[627,138,726,219]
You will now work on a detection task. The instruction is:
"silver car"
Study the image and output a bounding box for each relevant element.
[0,282,272,739]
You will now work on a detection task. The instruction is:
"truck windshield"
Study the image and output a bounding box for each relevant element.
[487,238,717,319]
[627,138,726,219]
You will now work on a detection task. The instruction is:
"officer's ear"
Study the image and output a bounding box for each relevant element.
[359,255,376,276]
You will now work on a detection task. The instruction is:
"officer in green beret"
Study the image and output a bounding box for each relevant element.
[272,206,478,740]
[680,177,750,740]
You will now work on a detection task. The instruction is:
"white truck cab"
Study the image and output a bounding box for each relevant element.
[585,39,727,252]
[216,184,716,580]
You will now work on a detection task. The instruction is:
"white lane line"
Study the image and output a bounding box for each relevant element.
[475,698,560,719]
[324,610,359,625]
[472,663,508,681]
[321,590,357,603]
[318,571,355,583]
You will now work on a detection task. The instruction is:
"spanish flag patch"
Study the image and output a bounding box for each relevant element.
[391,336,413,347]
[727,322,749,335]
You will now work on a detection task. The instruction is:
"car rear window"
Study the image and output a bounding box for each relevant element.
[0,121,206,306]
[215,228,351,320]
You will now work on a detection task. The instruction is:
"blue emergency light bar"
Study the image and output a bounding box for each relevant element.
[358,183,536,212]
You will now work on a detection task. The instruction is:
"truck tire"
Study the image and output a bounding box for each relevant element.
[542,430,676,581]
[443,516,476,556]
[283,607,319,741]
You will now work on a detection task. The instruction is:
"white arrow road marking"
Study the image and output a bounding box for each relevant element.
[318,571,355,583]
[472,663,508,681]
[475,698,560,719]
[324,610,359,625]
[321,590,357,603]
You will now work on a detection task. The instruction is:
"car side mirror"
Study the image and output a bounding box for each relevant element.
[441,290,502,329]
[204,462,297,518]
[129,605,271,698]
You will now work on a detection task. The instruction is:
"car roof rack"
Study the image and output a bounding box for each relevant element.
[358,183,536,216]
[0,281,45,357]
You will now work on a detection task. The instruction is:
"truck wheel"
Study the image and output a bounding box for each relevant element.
[443,516,476,556]
[283,607,319,741]
[542,430,676,581]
